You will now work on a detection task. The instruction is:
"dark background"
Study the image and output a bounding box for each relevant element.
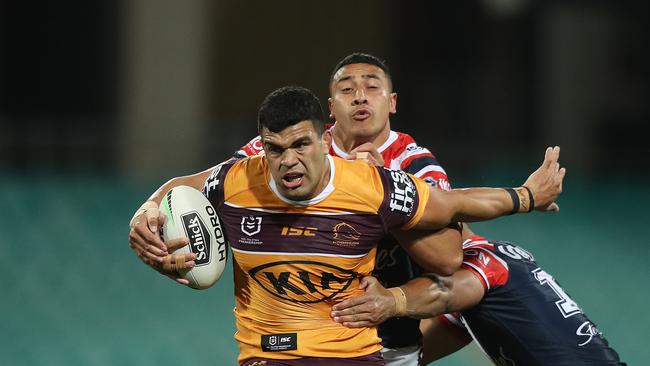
[1,1,648,365]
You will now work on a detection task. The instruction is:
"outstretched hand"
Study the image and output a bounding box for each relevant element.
[128,201,196,286]
[522,146,566,212]
[331,276,396,328]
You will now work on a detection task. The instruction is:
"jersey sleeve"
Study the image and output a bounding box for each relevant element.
[202,160,236,210]
[461,247,509,292]
[232,135,264,159]
[396,135,452,192]
[376,168,430,231]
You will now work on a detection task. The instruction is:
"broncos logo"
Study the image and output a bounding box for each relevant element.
[332,222,361,247]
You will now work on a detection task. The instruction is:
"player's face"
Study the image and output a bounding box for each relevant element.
[261,120,331,201]
[329,63,397,146]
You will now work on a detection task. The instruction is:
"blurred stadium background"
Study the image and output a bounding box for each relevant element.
[1,1,648,365]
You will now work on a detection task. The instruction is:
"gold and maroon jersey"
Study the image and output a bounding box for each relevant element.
[203,154,430,363]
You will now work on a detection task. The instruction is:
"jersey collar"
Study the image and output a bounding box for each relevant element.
[268,154,336,206]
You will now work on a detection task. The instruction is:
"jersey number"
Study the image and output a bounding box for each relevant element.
[532,268,582,318]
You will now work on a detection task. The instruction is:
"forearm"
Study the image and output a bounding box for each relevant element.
[392,276,453,319]
[392,227,463,276]
[450,187,528,223]
[417,186,534,230]
[146,170,211,205]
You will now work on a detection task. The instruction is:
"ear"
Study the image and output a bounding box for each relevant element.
[327,97,335,120]
[321,130,332,154]
[389,92,397,114]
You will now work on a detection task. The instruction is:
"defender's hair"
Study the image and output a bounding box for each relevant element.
[257,86,325,134]
[330,52,392,89]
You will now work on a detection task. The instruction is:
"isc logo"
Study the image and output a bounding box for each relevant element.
[280,226,317,236]
[249,260,356,303]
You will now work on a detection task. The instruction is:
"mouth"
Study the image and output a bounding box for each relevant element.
[352,108,371,121]
[282,172,305,189]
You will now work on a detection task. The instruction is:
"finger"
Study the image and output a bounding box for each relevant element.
[355,151,370,162]
[368,149,384,166]
[158,212,166,227]
[331,303,370,317]
[130,229,167,259]
[357,276,372,290]
[543,146,557,168]
[164,273,190,286]
[166,237,191,251]
[332,296,368,311]
[135,222,167,252]
[162,253,195,272]
[145,206,160,233]
[546,202,560,212]
[332,309,372,323]
[341,320,374,328]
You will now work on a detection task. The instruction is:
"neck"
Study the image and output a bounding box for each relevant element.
[331,121,391,153]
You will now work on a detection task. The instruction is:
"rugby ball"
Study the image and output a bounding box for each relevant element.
[159,185,227,289]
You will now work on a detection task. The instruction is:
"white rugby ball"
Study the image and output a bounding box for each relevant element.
[159,185,227,289]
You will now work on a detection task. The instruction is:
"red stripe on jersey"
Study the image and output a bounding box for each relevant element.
[462,247,509,291]
[238,136,264,157]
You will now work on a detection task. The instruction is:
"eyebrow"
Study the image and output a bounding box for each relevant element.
[336,73,382,84]
[264,135,312,150]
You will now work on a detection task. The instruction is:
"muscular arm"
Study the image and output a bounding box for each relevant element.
[414,146,565,230]
[331,269,484,328]
[392,227,462,276]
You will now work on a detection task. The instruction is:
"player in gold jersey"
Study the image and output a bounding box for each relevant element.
[129,86,565,365]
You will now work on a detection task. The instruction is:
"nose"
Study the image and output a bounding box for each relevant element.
[353,88,367,105]
[280,148,299,167]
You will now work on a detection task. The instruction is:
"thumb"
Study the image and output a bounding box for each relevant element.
[546,202,560,212]
[358,276,372,290]
[146,205,160,233]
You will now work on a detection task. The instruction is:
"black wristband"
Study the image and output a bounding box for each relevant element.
[505,188,519,215]
[523,186,535,212]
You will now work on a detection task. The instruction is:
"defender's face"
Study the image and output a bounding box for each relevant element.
[329,63,397,141]
[262,120,331,201]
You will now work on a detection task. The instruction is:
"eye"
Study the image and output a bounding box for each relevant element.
[294,141,309,151]
[341,87,353,93]
[266,145,282,155]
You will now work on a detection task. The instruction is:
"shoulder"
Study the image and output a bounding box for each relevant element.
[383,130,451,190]
[461,237,510,291]
[234,135,265,158]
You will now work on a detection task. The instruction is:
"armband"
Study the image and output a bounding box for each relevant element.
[506,187,535,214]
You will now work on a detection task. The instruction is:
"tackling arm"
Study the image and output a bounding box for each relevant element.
[331,270,484,328]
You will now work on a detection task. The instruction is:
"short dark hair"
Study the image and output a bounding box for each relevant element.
[330,52,392,89]
[257,86,325,134]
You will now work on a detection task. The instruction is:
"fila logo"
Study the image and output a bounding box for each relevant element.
[281,226,317,236]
